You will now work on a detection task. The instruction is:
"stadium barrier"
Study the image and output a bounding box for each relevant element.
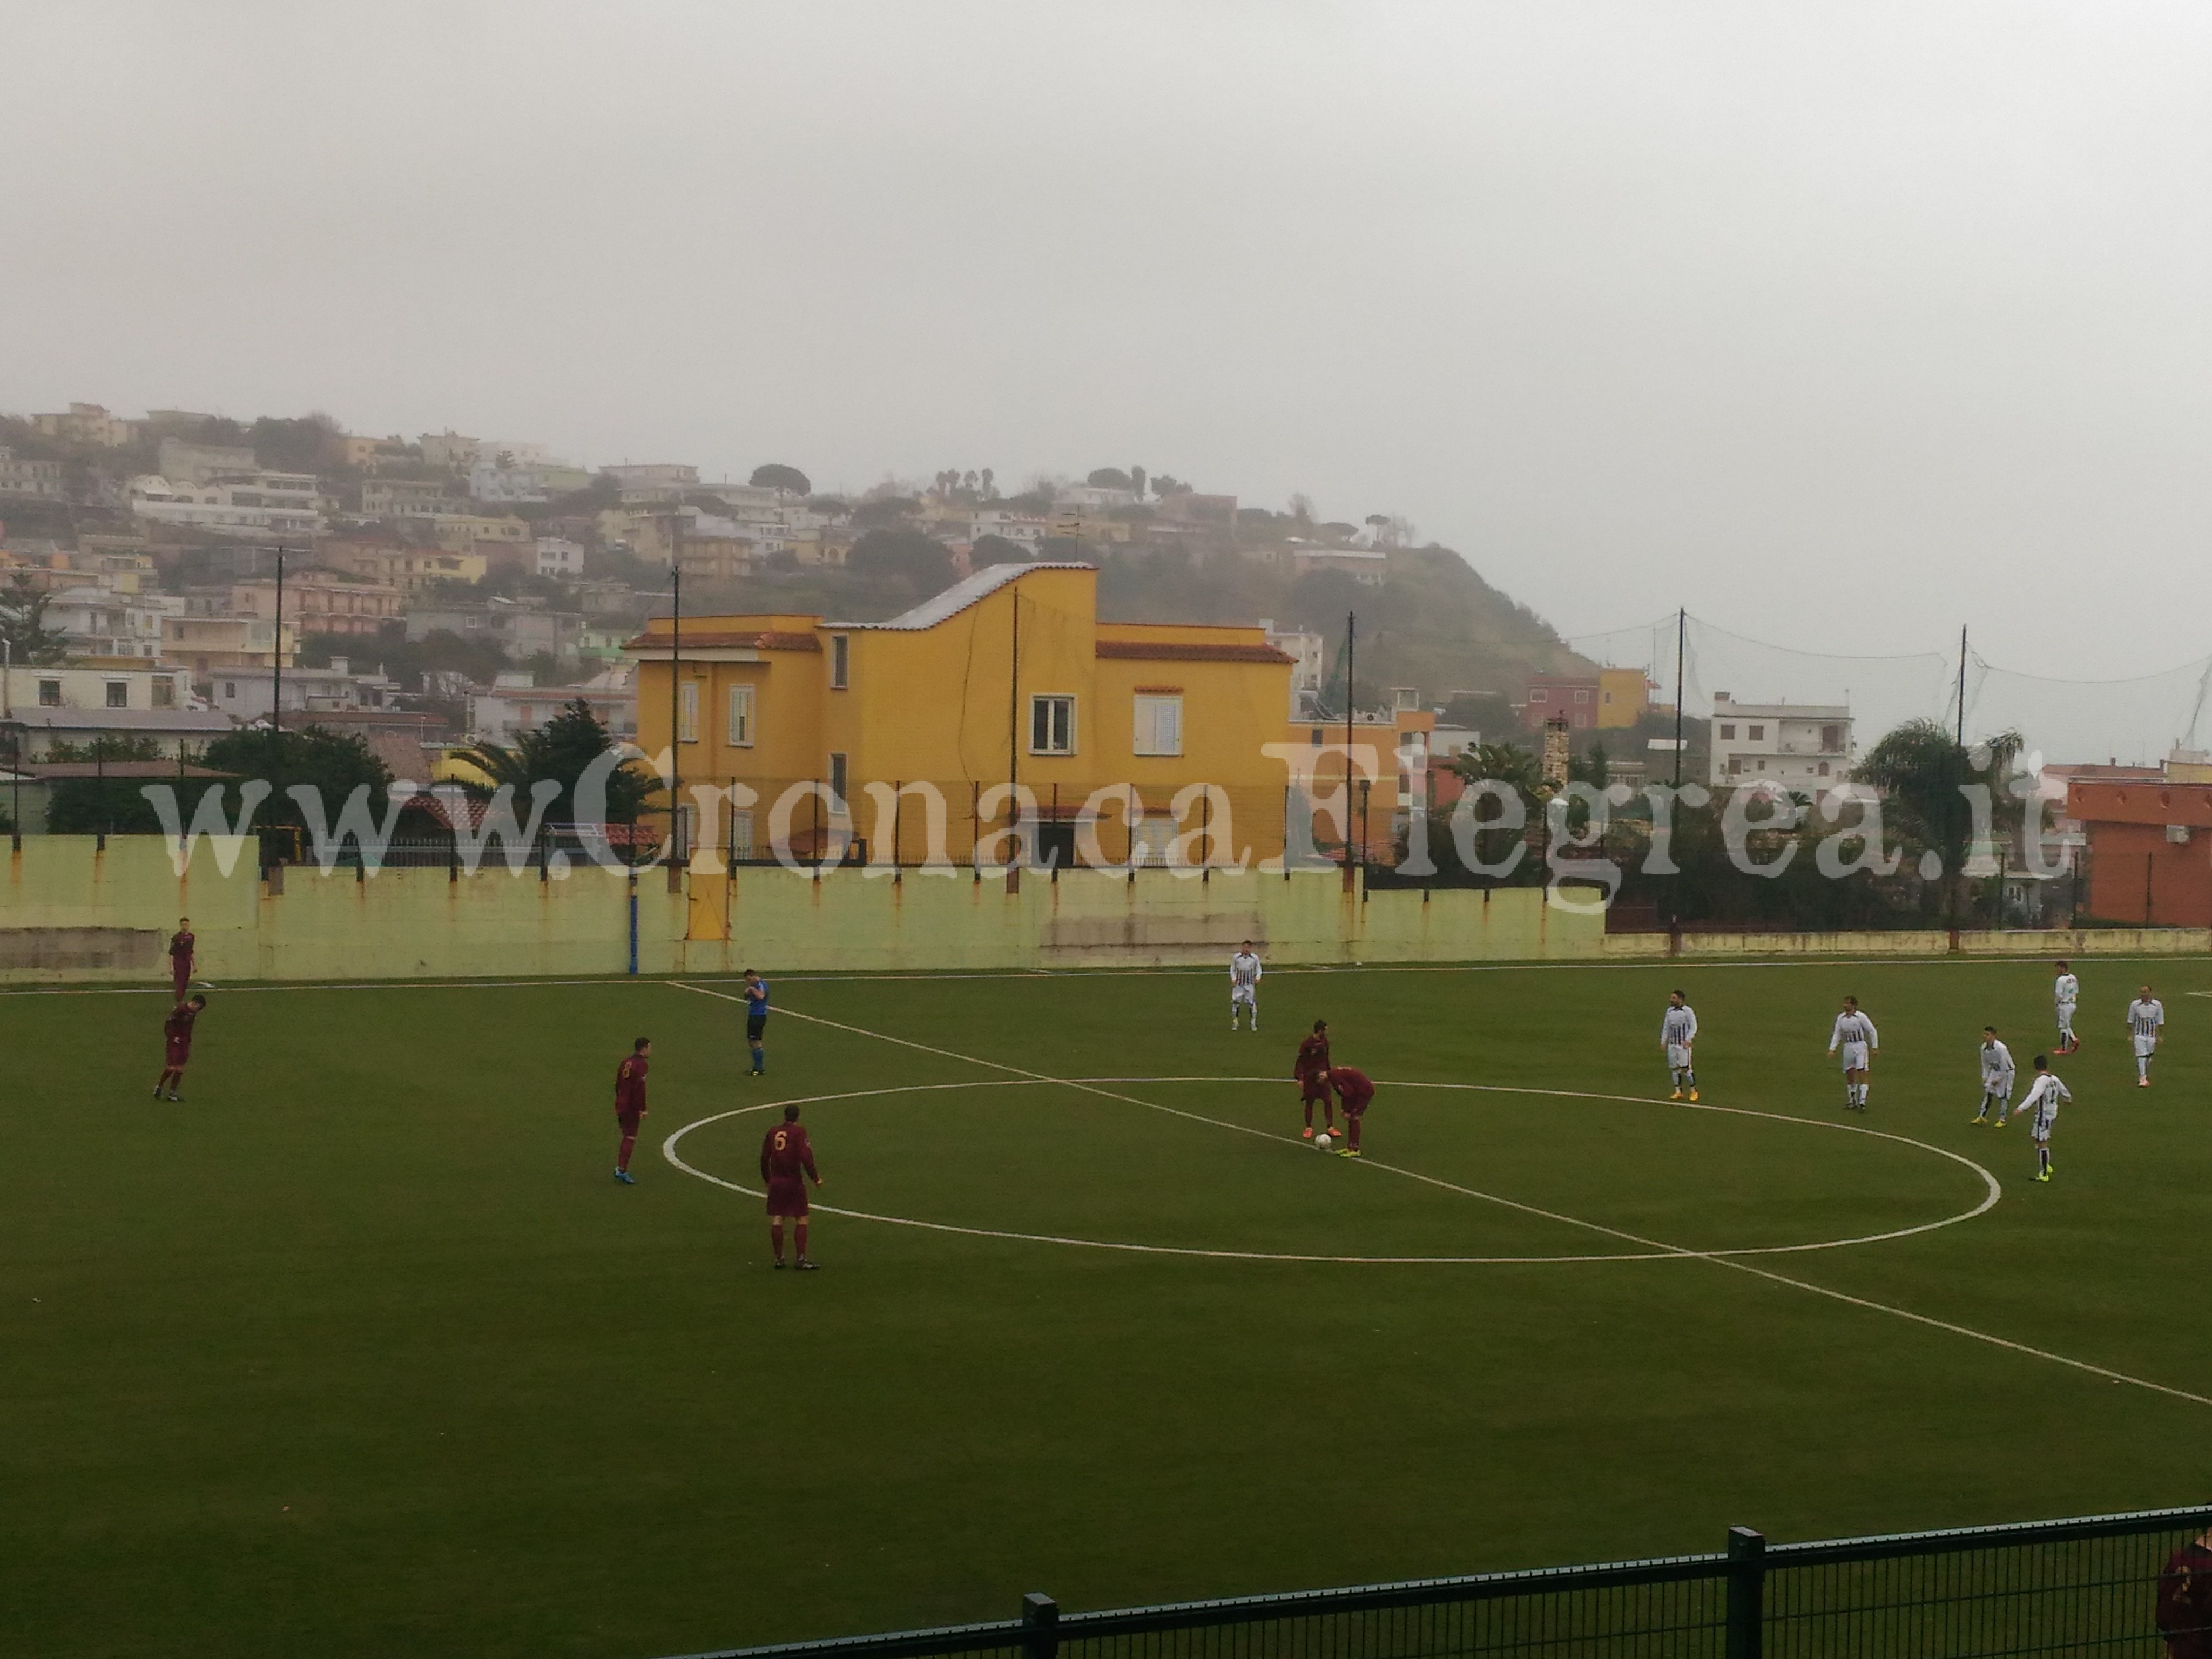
[4,835,2210,983]
[667,1504,2212,1659]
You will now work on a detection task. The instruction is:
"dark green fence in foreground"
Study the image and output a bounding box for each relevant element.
[670,1505,2212,1659]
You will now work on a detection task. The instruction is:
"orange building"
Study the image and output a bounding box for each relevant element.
[2067,778,2212,925]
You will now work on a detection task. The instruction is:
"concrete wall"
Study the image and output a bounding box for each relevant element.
[1,838,1600,983]
[7,839,2208,985]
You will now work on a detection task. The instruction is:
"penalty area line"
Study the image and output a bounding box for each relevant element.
[667,982,2212,1412]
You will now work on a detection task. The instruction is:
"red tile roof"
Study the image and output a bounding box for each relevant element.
[1095,640,1296,665]
[625,630,821,652]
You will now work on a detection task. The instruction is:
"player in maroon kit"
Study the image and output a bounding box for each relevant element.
[1293,1020,1337,1140]
[155,993,206,1101]
[167,917,195,1001]
[760,1102,824,1269]
[1327,1064,1374,1157]
[2160,1525,2212,1659]
[613,1037,649,1184]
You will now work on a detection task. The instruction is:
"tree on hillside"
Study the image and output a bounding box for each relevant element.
[1087,467,1133,491]
[971,534,1031,569]
[1440,691,1516,734]
[851,495,918,529]
[848,528,954,590]
[1151,474,1186,497]
[451,699,657,824]
[750,463,811,495]
[249,414,340,473]
[0,575,70,665]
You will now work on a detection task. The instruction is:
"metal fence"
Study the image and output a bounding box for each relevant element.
[667,1506,2212,1659]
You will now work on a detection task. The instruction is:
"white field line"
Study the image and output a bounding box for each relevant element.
[667,983,2212,1410]
[662,1073,1992,1264]
[9,951,2209,999]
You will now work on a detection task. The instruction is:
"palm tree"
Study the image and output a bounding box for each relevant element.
[450,700,658,824]
[1855,718,2025,921]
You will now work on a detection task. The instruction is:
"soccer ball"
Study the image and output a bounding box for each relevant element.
[1314,1132,1333,1152]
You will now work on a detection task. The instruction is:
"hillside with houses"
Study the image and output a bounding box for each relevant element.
[0,402,1603,792]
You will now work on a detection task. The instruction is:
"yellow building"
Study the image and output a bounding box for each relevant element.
[626,563,1298,867]
[163,615,296,676]
[1598,667,1651,730]
[431,514,530,552]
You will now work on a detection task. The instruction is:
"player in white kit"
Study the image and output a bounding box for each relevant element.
[2053,961,2080,1054]
[2017,1055,2069,1182]
[1827,995,1878,1111]
[1660,990,1700,1101]
[2128,984,2165,1087]
[1971,1026,2015,1125]
[1229,941,1263,1032]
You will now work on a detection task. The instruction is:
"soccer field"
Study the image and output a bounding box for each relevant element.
[6,957,2210,1659]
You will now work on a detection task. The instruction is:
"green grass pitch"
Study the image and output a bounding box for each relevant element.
[6,957,2210,1658]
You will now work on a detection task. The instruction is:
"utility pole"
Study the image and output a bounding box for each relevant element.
[1673,607,1685,790]
[271,547,285,738]
[1955,624,1968,748]
[669,565,682,862]
[1343,611,1357,891]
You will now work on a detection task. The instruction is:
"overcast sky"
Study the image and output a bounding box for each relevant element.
[5,1,2209,683]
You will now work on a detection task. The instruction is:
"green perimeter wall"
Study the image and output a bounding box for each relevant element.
[0,838,1591,983]
[5,838,2206,984]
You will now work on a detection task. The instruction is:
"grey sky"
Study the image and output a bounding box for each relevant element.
[4,2,2209,678]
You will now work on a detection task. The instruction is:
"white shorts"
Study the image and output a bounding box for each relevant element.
[2056,1003,2077,1029]
[1838,1042,1869,1072]
[1231,984,1257,1006]
[2031,1122,2052,1143]
[1666,1044,1693,1070]
[1980,1076,2011,1100]
[2134,1034,2157,1058]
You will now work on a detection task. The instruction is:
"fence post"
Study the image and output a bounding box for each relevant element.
[1724,1526,1764,1659]
[1021,1593,1058,1659]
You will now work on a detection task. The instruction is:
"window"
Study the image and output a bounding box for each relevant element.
[1822,724,1844,752]
[37,679,60,706]
[1818,761,1831,777]
[224,682,237,699]
[830,634,849,689]
[725,683,755,747]
[1310,727,1324,746]
[106,682,129,709]
[1529,689,1548,703]
[729,808,755,858]
[1133,693,1183,757]
[678,680,699,743]
[1029,694,1075,755]
[1748,724,1765,741]
[828,751,849,802]
[152,679,176,710]
[1574,689,1589,704]
[1718,723,1735,740]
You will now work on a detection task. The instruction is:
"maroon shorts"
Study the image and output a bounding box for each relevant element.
[1339,1098,1368,1118]
[616,1111,642,1136]
[1299,1076,1331,1103]
[766,1178,810,1218]
[165,1040,192,1068]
